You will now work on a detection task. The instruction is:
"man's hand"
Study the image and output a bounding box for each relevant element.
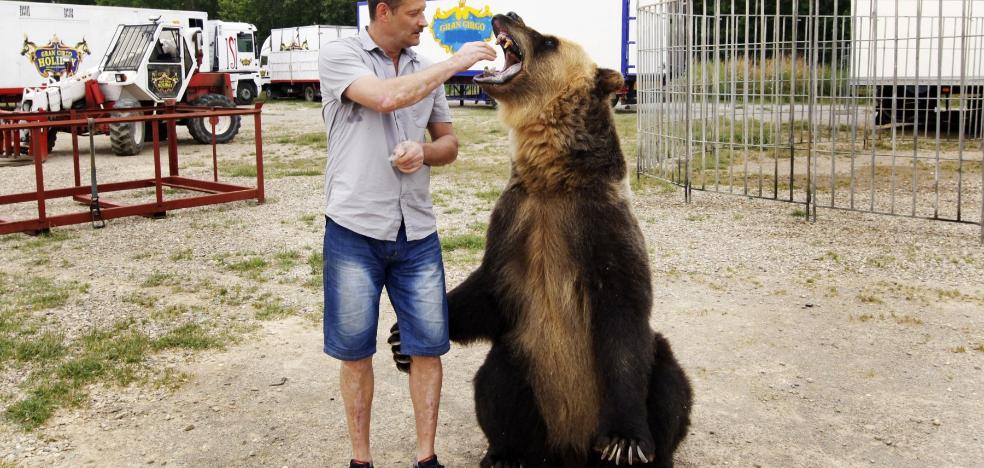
[390,141,425,174]
[449,41,497,72]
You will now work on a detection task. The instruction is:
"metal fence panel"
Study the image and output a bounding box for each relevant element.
[637,0,984,240]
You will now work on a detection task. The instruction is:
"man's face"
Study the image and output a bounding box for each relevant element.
[384,0,428,48]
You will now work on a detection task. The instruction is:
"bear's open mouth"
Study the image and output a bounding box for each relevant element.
[475,21,523,85]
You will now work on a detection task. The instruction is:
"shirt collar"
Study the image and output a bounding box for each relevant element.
[360,26,419,62]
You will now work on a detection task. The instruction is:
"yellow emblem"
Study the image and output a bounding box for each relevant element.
[152,71,179,94]
[430,1,495,55]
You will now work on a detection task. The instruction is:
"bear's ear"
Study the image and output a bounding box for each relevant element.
[595,68,624,96]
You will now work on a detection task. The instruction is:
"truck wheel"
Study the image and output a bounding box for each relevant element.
[236,82,257,105]
[187,94,241,145]
[303,85,317,102]
[110,98,146,156]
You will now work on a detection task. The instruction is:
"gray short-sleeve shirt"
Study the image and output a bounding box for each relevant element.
[319,31,451,242]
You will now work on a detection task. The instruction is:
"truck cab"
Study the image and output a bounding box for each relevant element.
[205,21,262,104]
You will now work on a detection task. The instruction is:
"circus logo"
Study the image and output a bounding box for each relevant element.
[151,70,179,95]
[280,30,309,51]
[431,0,494,54]
[21,34,91,79]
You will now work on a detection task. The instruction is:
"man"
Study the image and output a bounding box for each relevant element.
[317,1,496,467]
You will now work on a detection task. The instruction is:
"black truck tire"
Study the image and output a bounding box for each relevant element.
[110,98,146,156]
[235,82,257,105]
[303,85,317,102]
[187,94,241,145]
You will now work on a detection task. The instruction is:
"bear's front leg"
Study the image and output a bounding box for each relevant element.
[592,321,656,465]
[447,266,510,344]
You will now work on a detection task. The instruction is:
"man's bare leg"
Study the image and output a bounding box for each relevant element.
[409,356,442,462]
[341,357,374,464]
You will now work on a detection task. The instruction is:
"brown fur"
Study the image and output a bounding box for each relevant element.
[501,195,600,451]
[491,39,617,454]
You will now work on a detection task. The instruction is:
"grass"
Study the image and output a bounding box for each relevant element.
[12,231,73,252]
[123,292,159,309]
[221,156,324,179]
[275,250,302,270]
[252,297,297,321]
[170,248,194,261]
[441,233,485,253]
[4,320,223,431]
[857,293,884,304]
[275,132,326,148]
[474,188,502,203]
[0,276,88,313]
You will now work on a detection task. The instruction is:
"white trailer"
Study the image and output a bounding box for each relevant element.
[258,25,358,101]
[355,0,639,105]
[851,0,984,128]
[0,1,263,104]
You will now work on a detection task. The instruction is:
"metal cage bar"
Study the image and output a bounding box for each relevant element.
[638,0,984,235]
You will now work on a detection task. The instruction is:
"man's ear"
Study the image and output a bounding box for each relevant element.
[595,68,624,96]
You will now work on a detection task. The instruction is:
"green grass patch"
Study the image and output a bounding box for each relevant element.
[275,250,302,270]
[253,296,297,321]
[13,333,67,363]
[221,157,324,179]
[474,188,502,203]
[154,323,223,351]
[441,233,485,253]
[630,175,678,194]
[169,248,194,261]
[0,274,88,313]
[13,231,73,251]
[123,291,159,309]
[300,213,319,225]
[275,132,326,147]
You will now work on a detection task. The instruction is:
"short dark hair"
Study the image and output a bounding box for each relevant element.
[368,0,406,21]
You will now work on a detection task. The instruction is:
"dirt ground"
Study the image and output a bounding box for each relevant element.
[1,101,983,467]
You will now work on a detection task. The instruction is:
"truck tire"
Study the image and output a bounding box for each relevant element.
[303,85,317,102]
[235,82,257,105]
[110,98,146,156]
[187,94,241,145]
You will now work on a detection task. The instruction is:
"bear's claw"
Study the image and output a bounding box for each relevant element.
[388,323,411,374]
[596,437,650,465]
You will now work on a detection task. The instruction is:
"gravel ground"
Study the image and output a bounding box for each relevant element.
[1,101,983,467]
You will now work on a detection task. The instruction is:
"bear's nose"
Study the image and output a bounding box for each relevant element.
[506,11,520,21]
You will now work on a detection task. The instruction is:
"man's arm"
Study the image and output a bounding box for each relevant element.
[344,42,495,113]
[391,122,457,174]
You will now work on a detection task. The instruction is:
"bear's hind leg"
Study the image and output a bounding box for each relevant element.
[475,344,553,468]
[644,332,692,467]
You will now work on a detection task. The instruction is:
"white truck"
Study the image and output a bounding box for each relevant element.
[355,0,640,106]
[1,1,263,105]
[258,25,359,101]
[851,0,983,133]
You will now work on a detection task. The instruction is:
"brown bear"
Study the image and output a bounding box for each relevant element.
[391,12,692,468]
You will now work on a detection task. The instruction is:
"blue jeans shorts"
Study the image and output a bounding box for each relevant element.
[323,217,450,361]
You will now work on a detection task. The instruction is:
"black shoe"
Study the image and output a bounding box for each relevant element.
[349,460,373,468]
[414,455,444,468]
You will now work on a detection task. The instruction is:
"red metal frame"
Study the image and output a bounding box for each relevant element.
[0,102,265,235]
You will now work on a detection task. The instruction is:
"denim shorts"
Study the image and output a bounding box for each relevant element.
[323,217,450,361]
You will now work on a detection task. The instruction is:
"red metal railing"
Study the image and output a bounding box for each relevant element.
[0,102,265,235]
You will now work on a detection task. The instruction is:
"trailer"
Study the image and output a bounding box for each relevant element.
[0,1,263,105]
[851,0,984,134]
[258,25,359,101]
[347,0,638,106]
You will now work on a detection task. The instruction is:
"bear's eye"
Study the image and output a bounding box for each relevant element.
[543,38,556,48]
